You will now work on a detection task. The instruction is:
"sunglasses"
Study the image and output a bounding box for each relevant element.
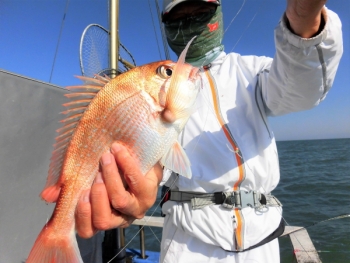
[164,9,216,28]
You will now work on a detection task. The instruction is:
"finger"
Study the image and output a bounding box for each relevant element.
[106,142,162,219]
[100,148,135,214]
[75,189,96,238]
[110,143,162,216]
[90,171,134,230]
[110,142,145,197]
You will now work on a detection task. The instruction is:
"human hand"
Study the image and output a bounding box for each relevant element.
[286,0,327,38]
[75,142,163,238]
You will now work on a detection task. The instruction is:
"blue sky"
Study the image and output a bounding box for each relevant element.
[0,0,349,141]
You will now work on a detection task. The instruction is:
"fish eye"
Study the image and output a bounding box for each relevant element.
[157,65,173,79]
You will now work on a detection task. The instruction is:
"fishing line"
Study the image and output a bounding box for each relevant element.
[107,1,325,261]
[229,0,265,52]
[146,225,162,244]
[223,0,323,256]
[279,213,350,262]
[49,0,71,83]
[293,249,350,254]
[148,0,163,60]
[260,177,349,261]
[258,180,320,263]
[223,0,247,35]
[225,1,320,255]
[256,182,315,261]
[108,174,179,263]
[283,213,350,236]
[155,0,171,60]
[187,73,218,155]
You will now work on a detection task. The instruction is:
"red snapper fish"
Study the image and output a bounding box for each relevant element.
[26,40,200,262]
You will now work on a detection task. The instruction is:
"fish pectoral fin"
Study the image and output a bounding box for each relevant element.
[40,185,61,203]
[160,141,192,179]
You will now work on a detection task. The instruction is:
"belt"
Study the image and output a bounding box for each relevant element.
[168,190,282,210]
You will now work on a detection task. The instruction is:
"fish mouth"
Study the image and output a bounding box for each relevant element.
[189,67,200,81]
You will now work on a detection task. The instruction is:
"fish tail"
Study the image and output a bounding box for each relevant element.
[26,222,82,263]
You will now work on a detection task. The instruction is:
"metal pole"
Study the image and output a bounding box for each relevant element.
[139,226,146,259]
[102,1,125,263]
[121,228,125,247]
[110,0,119,78]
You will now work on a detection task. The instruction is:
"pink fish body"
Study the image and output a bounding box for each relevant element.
[26,41,199,262]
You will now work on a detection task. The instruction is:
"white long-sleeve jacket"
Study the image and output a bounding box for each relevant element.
[162,7,343,251]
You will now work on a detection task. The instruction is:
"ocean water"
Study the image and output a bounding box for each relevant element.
[124,138,350,263]
[276,138,350,263]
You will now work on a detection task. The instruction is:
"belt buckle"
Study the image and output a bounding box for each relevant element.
[239,190,257,209]
[221,191,259,210]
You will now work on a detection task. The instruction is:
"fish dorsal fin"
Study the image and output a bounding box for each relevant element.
[40,75,109,202]
[160,141,192,179]
[164,36,197,120]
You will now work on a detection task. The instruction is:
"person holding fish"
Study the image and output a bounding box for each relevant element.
[72,0,343,262]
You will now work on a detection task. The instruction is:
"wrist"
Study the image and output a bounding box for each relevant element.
[286,6,326,38]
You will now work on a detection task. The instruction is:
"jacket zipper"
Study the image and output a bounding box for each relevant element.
[204,69,246,251]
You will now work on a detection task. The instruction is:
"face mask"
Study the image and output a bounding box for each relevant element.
[164,6,224,67]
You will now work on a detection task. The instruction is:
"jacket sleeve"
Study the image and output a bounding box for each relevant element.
[260,7,343,116]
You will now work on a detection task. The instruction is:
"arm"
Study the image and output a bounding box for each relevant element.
[75,142,163,238]
[261,3,343,116]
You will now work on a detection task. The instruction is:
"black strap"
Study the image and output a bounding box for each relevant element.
[160,185,171,217]
[223,218,285,253]
[214,192,225,204]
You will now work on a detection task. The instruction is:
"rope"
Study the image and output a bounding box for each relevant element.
[119,42,137,66]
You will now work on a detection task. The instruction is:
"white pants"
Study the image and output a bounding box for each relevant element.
[160,219,280,263]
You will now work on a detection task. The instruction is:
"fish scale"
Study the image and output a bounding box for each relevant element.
[26,38,200,263]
